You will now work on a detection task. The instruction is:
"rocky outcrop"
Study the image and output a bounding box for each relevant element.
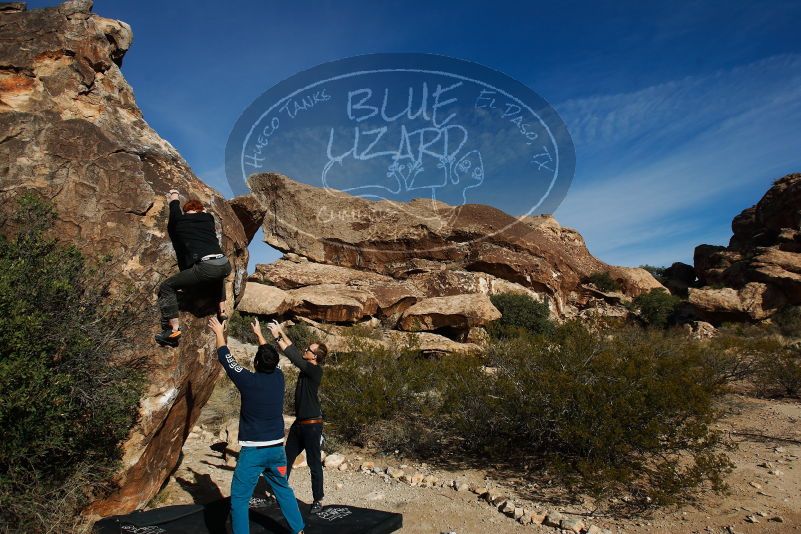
[228,194,267,244]
[692,173,801,321]
[0,1,249,516]
[688,282,785,321]
[237,282,298,316]
[662,262,696,297]
[246,172,664,320]
[296,317,482,356]
[398,294,501,333]
[244,257,544,338]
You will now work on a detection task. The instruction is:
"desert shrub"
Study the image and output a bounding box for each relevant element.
[284,322,319,351]
[321,339,482,454]
[465,323,731,506]
[0,195,145,533]
[696,325,778,384]
[699,322,801,398]
[227,310,254,341]
[773,305,801,338]
[586,270,621,292]
[487,292,554,339]
[323,321,731,508]
[342,322,383,340]
[630,288,682,328]
[755,346,801,397]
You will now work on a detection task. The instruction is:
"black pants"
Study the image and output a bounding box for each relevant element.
[157,258,231,322]
[285,421,324,502]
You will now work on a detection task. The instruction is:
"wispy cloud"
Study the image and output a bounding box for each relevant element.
[553,54,801,267]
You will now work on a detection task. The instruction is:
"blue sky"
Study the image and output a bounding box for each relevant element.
[28,0,801,269]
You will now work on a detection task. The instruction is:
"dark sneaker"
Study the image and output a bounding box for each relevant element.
[310,500,323,515]
[155,327,182,347]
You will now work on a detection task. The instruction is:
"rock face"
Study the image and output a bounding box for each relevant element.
[0,1,249,516]
[398,294,501,333]
[692,173,801,321]
[688,282,785,321]
[237,282,298,316]
[228,194,267,245]
[245,172,664,321]
[296,317,482,357]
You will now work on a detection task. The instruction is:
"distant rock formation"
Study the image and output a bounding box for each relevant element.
[0,1,249,516]
[690,173,801,322]
[234,172,664,343]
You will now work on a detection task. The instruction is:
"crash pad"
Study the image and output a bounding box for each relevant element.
[94,497,403,533]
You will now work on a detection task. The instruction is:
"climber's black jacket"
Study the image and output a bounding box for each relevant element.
[167,199,224,270]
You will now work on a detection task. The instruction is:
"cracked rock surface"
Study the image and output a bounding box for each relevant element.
[0,0,249,517]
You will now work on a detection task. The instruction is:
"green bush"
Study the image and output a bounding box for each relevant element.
[487,292,553,339]
[0,195,145,533]
[283,322,319,352]
[630,288,682,328]
[323,322,732,508]
[586,271,621,292]
[227,310,254,342]
[755,346,801,398]
[321,340,481,454]
[773,305,801,338]
[698,323,801,399]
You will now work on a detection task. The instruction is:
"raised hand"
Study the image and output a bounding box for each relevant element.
[208,316,225,336]
[267,319,283,339]
[251,317,262,336]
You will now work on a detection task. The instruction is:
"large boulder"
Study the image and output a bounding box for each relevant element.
[287,283,379,322]
[297,317,481,356]
[250,259,421,317]
[688,282,786,322]
[228,194,267,244]
[237,281,298,316]
[661,261,696,296]
[247,172,665,316]
[0,2,249,516]
[244,257,560,328]
[691,173,801,320]
[398,293,501,334]
[729,173,801,251]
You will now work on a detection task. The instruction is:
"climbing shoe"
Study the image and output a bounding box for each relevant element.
[155,327,182,347]
[310,500,323,515]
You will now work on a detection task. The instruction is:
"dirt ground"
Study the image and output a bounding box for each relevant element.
[152,381,801,533]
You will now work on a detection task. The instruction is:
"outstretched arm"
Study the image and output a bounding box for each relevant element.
[167,189,181,230]
[209,316,251,387]
[267,320,314,373]
[251,317,269,346]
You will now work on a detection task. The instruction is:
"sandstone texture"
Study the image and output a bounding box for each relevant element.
[0,1,249,516]
[238,172,663,328]
[691,173,801,321]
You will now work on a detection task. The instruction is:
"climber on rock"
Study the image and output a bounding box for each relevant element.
[155,188,231,347]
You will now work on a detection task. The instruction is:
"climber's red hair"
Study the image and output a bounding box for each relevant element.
[182,199,205,213]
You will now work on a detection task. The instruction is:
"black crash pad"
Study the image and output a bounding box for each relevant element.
[94,497,403,534]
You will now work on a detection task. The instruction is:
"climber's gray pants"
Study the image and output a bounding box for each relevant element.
[158,257,231,321]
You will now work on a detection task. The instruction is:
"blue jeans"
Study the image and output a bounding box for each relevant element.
[231,445,304,534]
